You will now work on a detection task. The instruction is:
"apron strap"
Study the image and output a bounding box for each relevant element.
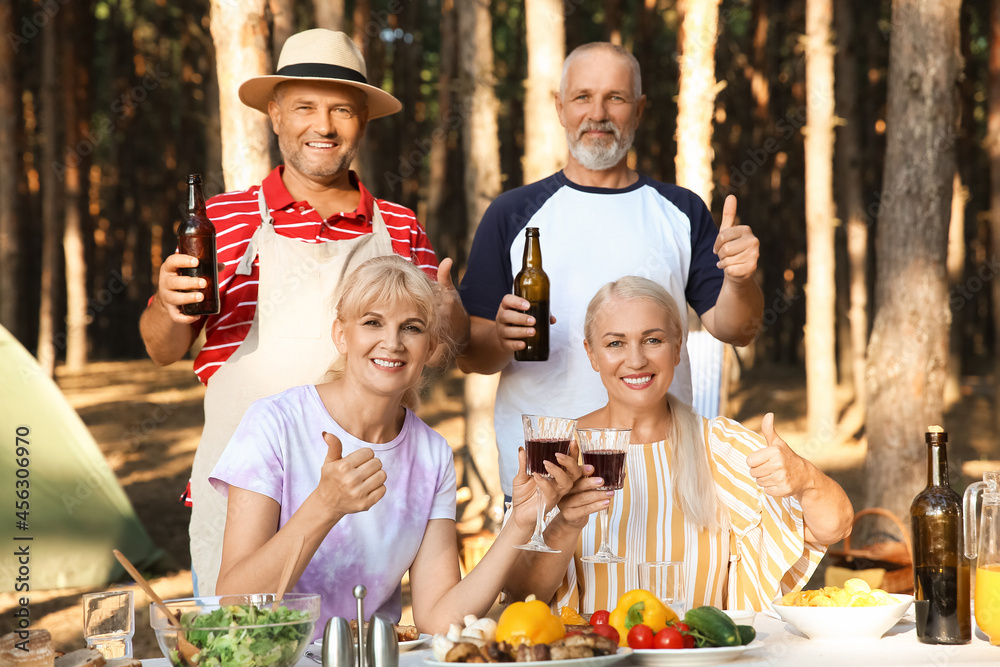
[236,187,274,276]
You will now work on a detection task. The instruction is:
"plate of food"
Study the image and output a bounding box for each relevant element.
[423,647,632,667]
[628,641,763,666]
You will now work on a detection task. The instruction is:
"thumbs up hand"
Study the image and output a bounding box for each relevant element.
[323,430,344,464]
[745,413,813,499]
[713,195,759,283]
[317,431,387,515]
[430,257,471,363]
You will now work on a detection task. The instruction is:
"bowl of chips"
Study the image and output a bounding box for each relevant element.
[771,578,913,641]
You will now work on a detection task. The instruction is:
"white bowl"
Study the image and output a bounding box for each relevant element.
[771,594,913,641]
[723,609,756,625]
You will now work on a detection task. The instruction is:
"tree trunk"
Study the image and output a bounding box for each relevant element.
[457,0,504,521]
[0,3,17,335]
[834,0,868,421]
[675,0,720,207]
[988,0,1000,432]
[865,0,960,525]
[315,0,346,31]
[604,0,622,45]
[425,0,456,251]
[804,0,837,443]
[62,0,88,371]
[392,1,421,211]
[946,171,966,408]
[523,0,565,184]
[209,0,273,191]
[37,11,60,377]
[269,0,296,62]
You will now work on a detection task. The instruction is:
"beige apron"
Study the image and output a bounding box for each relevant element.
[189,188,395,596]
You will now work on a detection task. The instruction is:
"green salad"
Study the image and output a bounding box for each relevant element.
[169,604,313,667]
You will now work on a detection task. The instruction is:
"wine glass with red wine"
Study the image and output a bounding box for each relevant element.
[514,414,579,553]
[576,428,631,563]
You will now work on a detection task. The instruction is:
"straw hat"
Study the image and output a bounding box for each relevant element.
[238,29,401,119]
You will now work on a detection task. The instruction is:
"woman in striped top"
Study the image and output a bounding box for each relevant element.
[507,277,853,612]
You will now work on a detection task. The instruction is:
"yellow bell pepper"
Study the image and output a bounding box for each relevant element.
[496,597,566,646]
[608,590,677,647]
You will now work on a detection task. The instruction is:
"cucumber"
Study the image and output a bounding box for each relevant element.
[683,606,740,647]
[736,624,756,645]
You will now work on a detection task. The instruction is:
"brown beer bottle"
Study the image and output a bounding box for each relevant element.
[910,425,971,644]
[514,227,549,361]
[177,174,220,316]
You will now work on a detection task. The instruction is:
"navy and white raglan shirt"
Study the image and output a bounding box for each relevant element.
[460,171,725,496]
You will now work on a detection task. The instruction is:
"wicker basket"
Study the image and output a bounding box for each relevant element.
[825,508,913,594]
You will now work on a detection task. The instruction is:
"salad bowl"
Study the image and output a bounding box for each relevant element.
[150,593,321,666]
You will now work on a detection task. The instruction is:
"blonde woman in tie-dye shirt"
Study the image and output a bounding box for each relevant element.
[212,256,578,637]
[507,277,853,612]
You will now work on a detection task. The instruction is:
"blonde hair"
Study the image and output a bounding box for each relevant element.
[330,255,445,409]
[584,276,721,531]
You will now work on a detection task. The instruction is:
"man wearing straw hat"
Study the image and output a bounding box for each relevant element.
[139,29,467,596]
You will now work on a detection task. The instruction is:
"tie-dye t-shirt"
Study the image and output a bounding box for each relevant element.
[209,384,456,634]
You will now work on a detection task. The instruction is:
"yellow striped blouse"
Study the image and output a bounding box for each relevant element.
[554,417,825,612]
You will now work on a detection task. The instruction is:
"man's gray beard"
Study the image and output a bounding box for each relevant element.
[567,124,635,171]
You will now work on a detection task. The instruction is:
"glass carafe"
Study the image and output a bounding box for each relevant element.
[964,472,1000,645]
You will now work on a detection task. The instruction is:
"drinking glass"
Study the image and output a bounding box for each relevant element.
[639,561,686,616]
[83,589,134,659]
[577,428,631,564]
[514,414,578,553]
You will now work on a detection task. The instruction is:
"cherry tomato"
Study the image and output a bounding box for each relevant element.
[590,624,619,645]
[652,627,684,650]
[626,624,654,649]
[590,610,611,626]
[670,622,695,648]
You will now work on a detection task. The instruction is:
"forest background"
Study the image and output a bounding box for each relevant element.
[1,0,998,655]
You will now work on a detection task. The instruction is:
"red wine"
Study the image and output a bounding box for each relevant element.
[582,450,626,490]
[914,564,971,644]
[526,438,571,477]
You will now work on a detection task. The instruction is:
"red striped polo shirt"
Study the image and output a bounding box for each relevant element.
[189,166,438,385]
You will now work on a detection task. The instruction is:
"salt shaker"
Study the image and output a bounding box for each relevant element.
[367,613,399,667]
[321,617,355,667]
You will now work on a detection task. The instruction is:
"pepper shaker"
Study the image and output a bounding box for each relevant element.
[367,613,399,667]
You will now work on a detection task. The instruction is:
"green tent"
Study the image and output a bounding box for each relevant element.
[1,325,162,591]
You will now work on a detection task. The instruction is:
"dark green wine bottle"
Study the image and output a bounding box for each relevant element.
[910,425,971,644]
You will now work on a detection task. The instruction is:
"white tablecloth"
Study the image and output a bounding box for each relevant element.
[142,614,1000,667]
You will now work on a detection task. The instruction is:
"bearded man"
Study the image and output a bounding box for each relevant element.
[456,42,764,502]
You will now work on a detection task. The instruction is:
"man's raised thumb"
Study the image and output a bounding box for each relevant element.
[761,412,779,447]
[719,194,738,230]
[323,431,343,462]
[437,257,456,290]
